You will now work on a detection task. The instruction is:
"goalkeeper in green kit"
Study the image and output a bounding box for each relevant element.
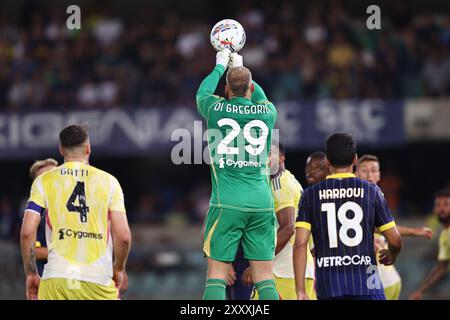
[197,49,279,300]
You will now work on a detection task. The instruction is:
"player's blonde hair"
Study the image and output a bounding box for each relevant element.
[30,158,58,180]
[226,66,252,97]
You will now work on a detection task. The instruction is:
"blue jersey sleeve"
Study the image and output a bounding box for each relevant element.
[26,201,45,217]
[374,186,396,232]
[296,189,312,231]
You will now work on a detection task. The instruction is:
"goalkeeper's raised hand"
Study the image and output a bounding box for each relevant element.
[229,52,243,68]
[216,49,231,68]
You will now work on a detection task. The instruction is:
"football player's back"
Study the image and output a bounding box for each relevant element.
[304,175,394,298]
[294,133,402,300]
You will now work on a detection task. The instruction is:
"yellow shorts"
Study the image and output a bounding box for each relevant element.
[384,281,401,300]
[38,278,119,300]
[252,277,317,300]
[304,278,317,300]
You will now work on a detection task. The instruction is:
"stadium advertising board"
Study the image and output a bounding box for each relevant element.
[0,99,404,159]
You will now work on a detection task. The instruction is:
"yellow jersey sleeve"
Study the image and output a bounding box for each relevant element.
[273,173,302,213]
[438,228,450,261]
[109,176,126,213]
[308,234,314,251]
[28,176,46,209]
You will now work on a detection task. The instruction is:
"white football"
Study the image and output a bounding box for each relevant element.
[210,19,246,53]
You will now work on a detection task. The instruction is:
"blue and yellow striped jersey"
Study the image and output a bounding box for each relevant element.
[296,173,396,299]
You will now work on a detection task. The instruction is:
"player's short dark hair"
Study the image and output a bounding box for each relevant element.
[324,133,356,168]
[357,154,379,167]
[226,66,252,97]
[434,189,450,200]
[59,124,89,148]
[308,151,326,161]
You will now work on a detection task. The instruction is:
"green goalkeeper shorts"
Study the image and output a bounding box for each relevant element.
[203,207,276,262]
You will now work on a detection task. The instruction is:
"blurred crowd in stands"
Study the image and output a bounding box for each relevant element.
[0,1,449,111]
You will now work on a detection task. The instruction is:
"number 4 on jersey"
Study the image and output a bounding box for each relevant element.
[66,181,90,223]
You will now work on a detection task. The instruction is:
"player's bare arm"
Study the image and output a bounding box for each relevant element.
[110,210,132,289]
[409,260,449,300]
[275,207,295,255]
[379,227,402,266]
[293,227,310,300]
[398,225,433,240]
[20,211,42,300]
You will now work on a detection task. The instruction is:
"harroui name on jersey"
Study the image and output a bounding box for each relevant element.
[213,102,271,115]
[319,187,364,200]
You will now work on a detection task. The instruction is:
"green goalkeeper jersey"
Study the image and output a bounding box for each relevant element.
[196,64,277,212]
